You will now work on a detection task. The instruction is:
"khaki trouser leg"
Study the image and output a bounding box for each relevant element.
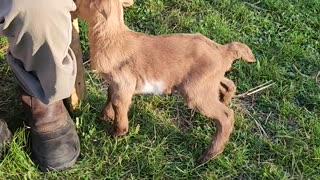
[0,0,77,104]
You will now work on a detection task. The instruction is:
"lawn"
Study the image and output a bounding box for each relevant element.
[0,0,319,179]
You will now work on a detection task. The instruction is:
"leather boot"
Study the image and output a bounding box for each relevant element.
[21,94,80,172]
[0,119,12,149]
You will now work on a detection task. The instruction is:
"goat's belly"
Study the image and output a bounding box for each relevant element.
[137,81,166,95]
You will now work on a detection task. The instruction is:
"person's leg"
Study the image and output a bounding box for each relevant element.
[1,0,77,102]
[0,0,80,171]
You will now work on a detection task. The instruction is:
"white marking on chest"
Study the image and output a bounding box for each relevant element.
[140,81,164,95]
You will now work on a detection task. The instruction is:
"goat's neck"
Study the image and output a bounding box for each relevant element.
[88,14,131,74]
[88,14,128,46]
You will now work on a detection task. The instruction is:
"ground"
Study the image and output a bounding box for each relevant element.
[0,0,319,179]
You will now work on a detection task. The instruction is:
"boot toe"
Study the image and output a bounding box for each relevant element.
[31,116,80,171]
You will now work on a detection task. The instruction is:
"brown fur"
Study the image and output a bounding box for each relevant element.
[73,0,255,164]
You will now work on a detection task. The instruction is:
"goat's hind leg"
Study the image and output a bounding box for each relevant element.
[198,104,234,164]
[198,99,234,164]
[184,85,234,164]
[219,77,236,105]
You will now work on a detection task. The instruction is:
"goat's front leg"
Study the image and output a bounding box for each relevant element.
[100,87,115,121]
[110,81,136,136]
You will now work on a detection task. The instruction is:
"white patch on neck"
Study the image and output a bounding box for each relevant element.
[140,81,164,95]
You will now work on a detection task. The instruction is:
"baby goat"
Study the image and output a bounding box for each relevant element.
[74,0,255,164]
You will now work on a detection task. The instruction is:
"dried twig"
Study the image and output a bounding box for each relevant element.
[264,112,272,124]
[247,112,268,137]
[293,64,310,78]
[83,59,91,65]
[293,64,320,84]
[235,81,275,98]
[243,1,268,11]
[316,71,320,83]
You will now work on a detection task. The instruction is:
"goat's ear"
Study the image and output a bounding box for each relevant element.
[228,42,256,62]
[93,0,111,19]
[122,0,134,7]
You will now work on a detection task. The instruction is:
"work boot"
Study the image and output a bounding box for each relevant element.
[0,119,12,149]
[21,94,80,172]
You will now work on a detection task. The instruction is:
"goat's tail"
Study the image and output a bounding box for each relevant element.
[225,42,256,63]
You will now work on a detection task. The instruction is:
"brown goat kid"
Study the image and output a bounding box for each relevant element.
[74,0,255,164]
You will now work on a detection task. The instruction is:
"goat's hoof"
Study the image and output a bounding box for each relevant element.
[99,115,114,122]
[113,128,128,137]
[99,112,115,121]
[197,150,222,165]
[197,154,211,165]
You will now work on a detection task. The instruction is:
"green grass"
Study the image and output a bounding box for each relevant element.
[1,0,319,179]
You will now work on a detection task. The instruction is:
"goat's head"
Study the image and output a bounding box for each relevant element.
[227,42,256,63]
[73,0,134,23]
